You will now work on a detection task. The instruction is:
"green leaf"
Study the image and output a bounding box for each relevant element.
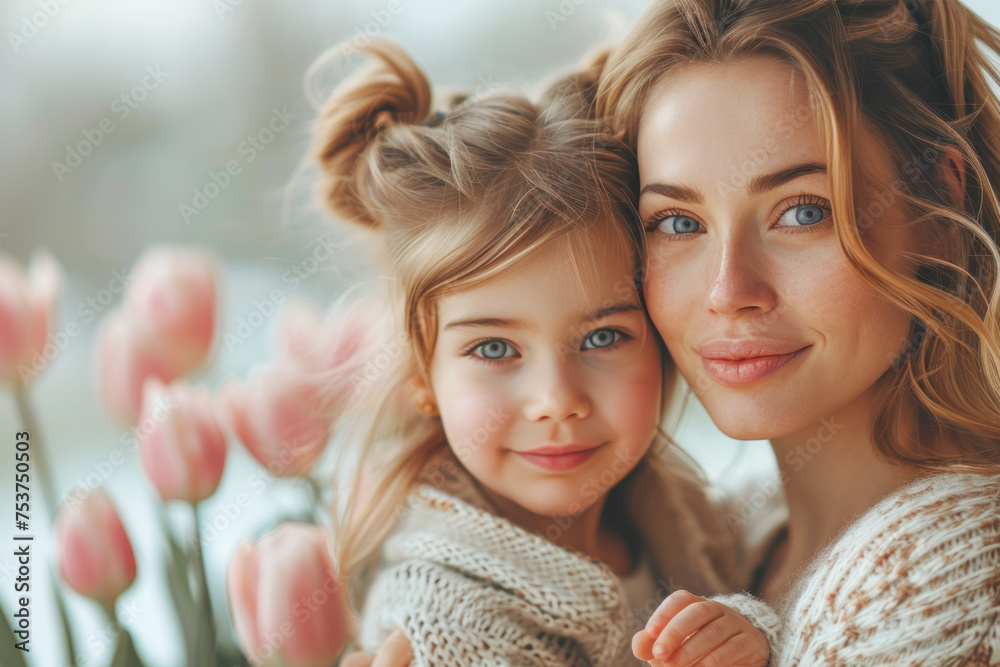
[0,598,28,667]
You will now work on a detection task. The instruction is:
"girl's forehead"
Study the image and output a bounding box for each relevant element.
[434,231,641,321]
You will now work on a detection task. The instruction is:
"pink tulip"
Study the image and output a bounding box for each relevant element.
[217,365,334,477]
[277,297,378,376]
[226,523,349,667]
[124,246,218,375]
[95,309,184,425]
[138,377,227,504]
[55,489,137,608]
[0,251,62,385]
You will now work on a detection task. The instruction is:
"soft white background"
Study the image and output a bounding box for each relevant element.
[2,1,999,665]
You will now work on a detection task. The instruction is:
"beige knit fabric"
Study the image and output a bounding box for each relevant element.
[716,472,1000,667]
[358,448,742,665]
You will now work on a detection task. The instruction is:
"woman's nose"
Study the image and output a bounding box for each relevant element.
[521,357,591,423]
[705,234,779,317]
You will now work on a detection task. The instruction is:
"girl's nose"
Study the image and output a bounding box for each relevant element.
[521,358,591,423]
[705,235,779,317]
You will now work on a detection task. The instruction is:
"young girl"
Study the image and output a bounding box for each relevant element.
[308,40,770,665]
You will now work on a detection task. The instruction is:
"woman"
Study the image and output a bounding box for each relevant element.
[347,0,1000,664]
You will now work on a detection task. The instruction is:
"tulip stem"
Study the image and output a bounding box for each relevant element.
[12,386,58,521]
[305,475,323,520]
[191,505,218,667]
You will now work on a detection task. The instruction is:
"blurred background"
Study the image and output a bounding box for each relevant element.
[3,0,1000,665]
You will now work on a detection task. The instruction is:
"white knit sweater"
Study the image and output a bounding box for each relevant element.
[717,472,1000,667]
[358,448,742,665]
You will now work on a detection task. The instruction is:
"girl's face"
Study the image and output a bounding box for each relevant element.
[427,230,662,519]
[637,56,918,442]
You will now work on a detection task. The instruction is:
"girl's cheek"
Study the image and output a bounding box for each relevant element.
[439,387,513,462]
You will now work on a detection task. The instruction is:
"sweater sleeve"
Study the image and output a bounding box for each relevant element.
[710,593,783,665]
[775,473,1000,667]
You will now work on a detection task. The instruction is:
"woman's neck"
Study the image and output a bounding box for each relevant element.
[762,391,924,600]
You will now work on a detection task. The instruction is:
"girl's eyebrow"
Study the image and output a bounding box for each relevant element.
[442,302,641,332]
[586,303,641,321]
[639,161,827,202]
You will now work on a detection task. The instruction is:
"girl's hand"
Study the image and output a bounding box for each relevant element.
[632,590,770,667]
[340,629,414,667]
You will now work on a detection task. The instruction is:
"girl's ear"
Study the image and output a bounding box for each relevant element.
[407,374,439,416]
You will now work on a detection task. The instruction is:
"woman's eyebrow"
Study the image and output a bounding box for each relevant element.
[639,161,827,202]
[746,162,826,197]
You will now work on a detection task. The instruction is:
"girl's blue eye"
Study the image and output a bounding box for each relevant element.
[473,340,516,360]
[657,215,702,235]
[778,204,828,227]
[582,328,622,350]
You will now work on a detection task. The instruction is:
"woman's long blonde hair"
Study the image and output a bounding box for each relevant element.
[596,0,1000,474]
[308,40,706,603]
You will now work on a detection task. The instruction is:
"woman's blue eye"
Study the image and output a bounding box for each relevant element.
[474,340,515,360]
[582,329,622,350]
[778,204,828,227]
[658,215,702,234]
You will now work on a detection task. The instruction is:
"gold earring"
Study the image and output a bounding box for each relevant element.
[419,401,439,416]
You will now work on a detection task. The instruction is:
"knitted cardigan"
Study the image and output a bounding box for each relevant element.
[358,448,743,666]
[716,472,1000,667]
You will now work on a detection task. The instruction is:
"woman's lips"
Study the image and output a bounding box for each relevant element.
[514,444,601,471]
[700,347,810,386]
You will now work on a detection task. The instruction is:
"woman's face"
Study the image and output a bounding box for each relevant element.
[636,56,918,442]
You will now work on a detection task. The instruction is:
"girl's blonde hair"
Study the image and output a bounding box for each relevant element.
[596,0,1000,474]
[309,40,706,598]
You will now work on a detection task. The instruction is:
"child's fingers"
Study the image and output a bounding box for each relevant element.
[677,632,770,667]
[341,652,375,667]
[370,629,413,667]
[633,627,657,661]
[650,598,725,660]
[654,615,740,666]
[645,589,704,636]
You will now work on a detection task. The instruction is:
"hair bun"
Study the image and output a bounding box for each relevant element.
[311,39,432,228]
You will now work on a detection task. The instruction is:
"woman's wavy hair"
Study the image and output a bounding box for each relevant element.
[595,0,1000,474]
[308,39,709,602]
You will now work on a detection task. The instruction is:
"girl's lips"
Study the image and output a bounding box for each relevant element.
[701,347,810,386]
[514,447,600,471]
